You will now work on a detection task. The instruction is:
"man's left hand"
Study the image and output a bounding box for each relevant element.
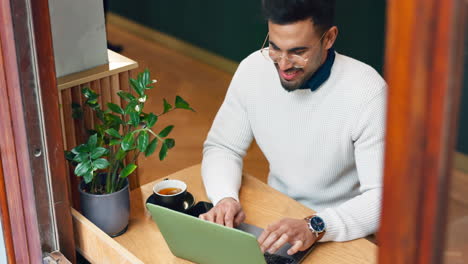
[257,218,317,255]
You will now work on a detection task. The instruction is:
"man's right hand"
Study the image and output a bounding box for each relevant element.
[199,197,246,228]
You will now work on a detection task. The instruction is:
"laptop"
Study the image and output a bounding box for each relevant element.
[146,203,315,264]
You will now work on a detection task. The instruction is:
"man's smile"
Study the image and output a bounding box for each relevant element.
[278,68,303,81]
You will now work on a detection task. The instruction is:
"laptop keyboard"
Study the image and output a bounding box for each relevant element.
[264,252,295,264]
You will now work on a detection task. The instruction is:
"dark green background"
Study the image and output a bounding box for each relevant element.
[109,0,467,154]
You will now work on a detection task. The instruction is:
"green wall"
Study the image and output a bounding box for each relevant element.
[109,1,468,155]
[109,0,385,73]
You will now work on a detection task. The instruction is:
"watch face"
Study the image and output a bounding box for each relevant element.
[310,216,326,232]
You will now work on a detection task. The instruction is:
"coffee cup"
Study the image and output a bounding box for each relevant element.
[152,179,187,211]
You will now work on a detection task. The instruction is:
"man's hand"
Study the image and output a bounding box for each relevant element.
[199,197,246,228]
[258,218,317,255]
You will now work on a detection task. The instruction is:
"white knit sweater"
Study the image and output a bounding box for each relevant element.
[202,50,387,242]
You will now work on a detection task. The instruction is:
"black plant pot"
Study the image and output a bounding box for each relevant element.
[79,179,130,237]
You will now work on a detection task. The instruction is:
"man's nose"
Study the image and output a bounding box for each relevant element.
[277,56,293,71]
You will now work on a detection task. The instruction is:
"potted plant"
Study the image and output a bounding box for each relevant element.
[65,69,193,237]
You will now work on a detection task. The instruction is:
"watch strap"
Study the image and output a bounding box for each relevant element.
[304,215,325,241]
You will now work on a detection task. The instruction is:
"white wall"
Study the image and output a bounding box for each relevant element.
[48,0,108,77]
[0,221,7,263]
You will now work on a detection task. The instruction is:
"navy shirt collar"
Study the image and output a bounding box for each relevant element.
[300,48,336,92]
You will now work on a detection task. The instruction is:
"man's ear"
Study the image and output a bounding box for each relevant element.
[325,26,338,50]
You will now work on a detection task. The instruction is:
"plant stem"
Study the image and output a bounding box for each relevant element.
[110,158,120,193]
[158,108,176,116]
[105,146,114,193]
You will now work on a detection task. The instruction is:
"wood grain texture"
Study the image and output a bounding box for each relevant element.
[0,0,42,262]
[380,0,466,263]
[100,76,112,111]
[0,155,16,263]
[28,0,77,258]
[102,164,377,264]
[72,208,144,264]
[60,61,141,208]
[81,83,95,132]
[110,74,121,105]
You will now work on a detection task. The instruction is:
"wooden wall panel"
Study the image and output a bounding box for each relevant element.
[111,74,121,105]
[81,83,95,133]
[127,70,140,190]
[61,69,141,205]
[100,76,112,111]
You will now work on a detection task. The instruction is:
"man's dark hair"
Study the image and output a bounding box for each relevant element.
[262,0,335,34]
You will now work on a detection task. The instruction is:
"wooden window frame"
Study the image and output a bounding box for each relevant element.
[379,0,467,263]
[0,0,75,262]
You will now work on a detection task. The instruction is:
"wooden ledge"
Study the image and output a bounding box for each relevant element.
[57,50,138,90]
[71,208,144,264]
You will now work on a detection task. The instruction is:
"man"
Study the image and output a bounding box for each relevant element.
[200,0,386,256]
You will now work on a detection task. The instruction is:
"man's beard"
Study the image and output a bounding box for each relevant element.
[276,67,313,92]
[277,51,324,92]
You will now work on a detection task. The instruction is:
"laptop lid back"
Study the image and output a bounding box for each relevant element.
[146,203,266,264]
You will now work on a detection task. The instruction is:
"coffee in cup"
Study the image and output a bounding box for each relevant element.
[152,179,187,211]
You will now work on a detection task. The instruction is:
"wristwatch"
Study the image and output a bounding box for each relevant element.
[304,215,326,241]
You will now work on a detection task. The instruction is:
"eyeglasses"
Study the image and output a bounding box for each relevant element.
[260,30,327,69]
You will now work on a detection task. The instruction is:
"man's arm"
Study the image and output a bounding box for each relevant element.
[317,88,386,242]
[259,86,387,253]
[200,60,254,225]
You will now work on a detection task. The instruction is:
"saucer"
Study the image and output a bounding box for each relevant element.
[146,192,195,212]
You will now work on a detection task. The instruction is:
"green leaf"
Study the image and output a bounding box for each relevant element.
[95,109,105,122]
[115,149,127,160]
[175,96,195,111]
[125,101,138,115]
[144,138,158,157]
[107,103,124,115]
[73,152,89,163]
[129,78,143,97]
[72,144,89,154]
[90,147,108,159]
[129,111,140,127]
[117,91,136,102]
[74,161,91,176]
[109,139,121,146]
[143,69,150,88]
[121,133,135,151]
[119,163,137,178]
[137,131,149,152]
[87,134,98,148]
[83,171,93,184]
[71,103,83,120]
[93,158,110,170]
[165,138,175,149]
[82,87,98,101]
[163,98,172,114]
[104,114,124,127]
[159,125,174,137]
[146,113,158,128]
[65,150,75,161]
[105,128,122,139]
[159,142,168,161]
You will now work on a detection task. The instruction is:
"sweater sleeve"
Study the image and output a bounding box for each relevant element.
[316,87,387,242]
[201,61,254,205]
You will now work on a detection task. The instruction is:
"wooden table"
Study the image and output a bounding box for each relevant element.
[73,164,377,263]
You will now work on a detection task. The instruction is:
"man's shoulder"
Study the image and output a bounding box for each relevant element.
[334,52,386,97]
[335,53,383,80]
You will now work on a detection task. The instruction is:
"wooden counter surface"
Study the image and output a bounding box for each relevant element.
[57,50,138,90]
[110,164,377,264]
